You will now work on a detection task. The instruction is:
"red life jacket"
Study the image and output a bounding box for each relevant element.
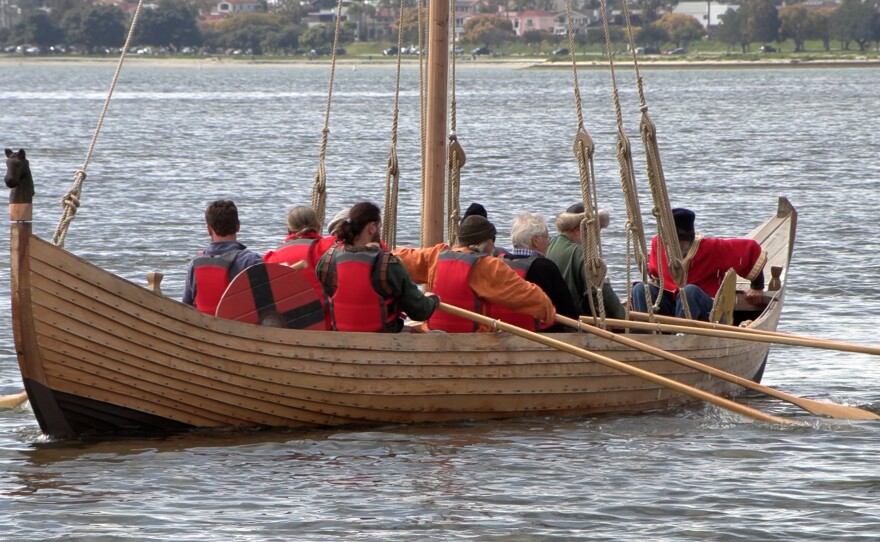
[193,249,241,315]
[427,250,484,333]
[318,247,401,332]
[485,255,551,331]
[265,237,323,299]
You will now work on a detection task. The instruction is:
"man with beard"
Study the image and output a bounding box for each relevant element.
[393,215,556,333]
[316,201,438,332]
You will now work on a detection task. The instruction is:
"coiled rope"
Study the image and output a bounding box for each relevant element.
[52,0,147,247]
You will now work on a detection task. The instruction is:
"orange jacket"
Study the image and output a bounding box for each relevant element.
[393,244,556,332]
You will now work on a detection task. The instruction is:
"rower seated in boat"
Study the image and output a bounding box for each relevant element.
[316,202,438,332]
[632,208,767,321]
[546,203,626,319]
[393,215,556,333]
[183,200,263,315]
[487,212,579,332]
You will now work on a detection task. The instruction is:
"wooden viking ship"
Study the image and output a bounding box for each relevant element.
[13,0,856,439]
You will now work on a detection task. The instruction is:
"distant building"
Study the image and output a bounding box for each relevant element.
[673,1,739,30]
[501,10,557,37]
[213,0,262,17]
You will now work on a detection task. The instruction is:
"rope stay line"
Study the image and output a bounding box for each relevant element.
[382,0,409,250]
[598,0,654,323]
[445,0,466,246]
[618,0,692,318]
[564,0,607,327]
[311,0,346,228]
[52,0,147,247]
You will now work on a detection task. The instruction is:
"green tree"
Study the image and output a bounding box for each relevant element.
[11,12,62,47]
[209,13,302,54]
[656,13,705,49]
[779,4,810,52]
[746,0,780,47]
[636,22,670,48]
[133,0,201,50]
[521,29,546,51]
[831,0,878,52]
[345,2,376,42]
[462,15,514,48]
[809,7,834,51]
[61,4,127,53]
[299,22,354,50]
[716,7,749,53]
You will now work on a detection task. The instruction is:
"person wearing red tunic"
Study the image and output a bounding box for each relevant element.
[631,208,767,321]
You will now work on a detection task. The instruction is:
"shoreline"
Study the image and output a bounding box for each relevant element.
[2,54,879,70]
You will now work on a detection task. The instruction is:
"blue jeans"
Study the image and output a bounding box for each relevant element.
[631,283,714,321]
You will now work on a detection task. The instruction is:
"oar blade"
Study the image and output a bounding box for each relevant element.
[795,398,880,421]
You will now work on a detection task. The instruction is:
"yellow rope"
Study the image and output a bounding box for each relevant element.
[311,0,346,227]
[382,0,408,249]
[52,0,147,247]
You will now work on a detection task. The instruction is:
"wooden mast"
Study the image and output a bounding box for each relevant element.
[423,0,449,246]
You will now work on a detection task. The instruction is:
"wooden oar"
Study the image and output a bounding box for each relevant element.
[609,313,880,356]
[436,303,794,425]
[0,391,28,408]
[557,315,879,421]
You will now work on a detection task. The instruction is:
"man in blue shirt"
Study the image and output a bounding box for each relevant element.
[182,199,263,314]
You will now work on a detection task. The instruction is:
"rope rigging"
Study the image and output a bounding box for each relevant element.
[382,0,409,250]
[445,0,466,247]
[52,0,147,247]
[563,0,608,327]
[310,0,347,229]
[617,0,692,319]
[597,0,655,323]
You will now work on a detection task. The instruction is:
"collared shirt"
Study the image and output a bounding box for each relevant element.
[508,247,544,258]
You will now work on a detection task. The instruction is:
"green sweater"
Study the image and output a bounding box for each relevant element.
[546,234,625,319]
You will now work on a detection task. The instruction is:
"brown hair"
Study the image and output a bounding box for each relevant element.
[335,201,381,245]
[286,205,320,234]
[205,200,239,237]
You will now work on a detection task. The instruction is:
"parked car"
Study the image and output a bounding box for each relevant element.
[635,46,660,55]
[551,48,569,56]
[759,45,777,53]
[471,47,491,56]
[383,45,398,56]
[668,47,687,55]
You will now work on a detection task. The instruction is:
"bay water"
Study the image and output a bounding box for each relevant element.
[0,60,878,540]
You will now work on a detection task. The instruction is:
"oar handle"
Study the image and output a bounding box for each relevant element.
[436,303,793,425]
[618,314,880,356]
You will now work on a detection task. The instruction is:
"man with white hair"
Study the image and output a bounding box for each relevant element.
[485,212,579,331]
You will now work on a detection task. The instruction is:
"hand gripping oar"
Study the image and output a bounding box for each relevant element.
[614,312,880,357]
[557,315,878,421]
[435,302,794,425]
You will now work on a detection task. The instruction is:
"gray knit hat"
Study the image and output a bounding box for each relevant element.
[457,215,497,246]
[326,207,350,235]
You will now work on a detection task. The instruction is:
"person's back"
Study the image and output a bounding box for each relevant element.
[183,199,263,315]
[394,215,556,333]
[486,212,579,332]
[546,204,625,320]
[316,201,438,332]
